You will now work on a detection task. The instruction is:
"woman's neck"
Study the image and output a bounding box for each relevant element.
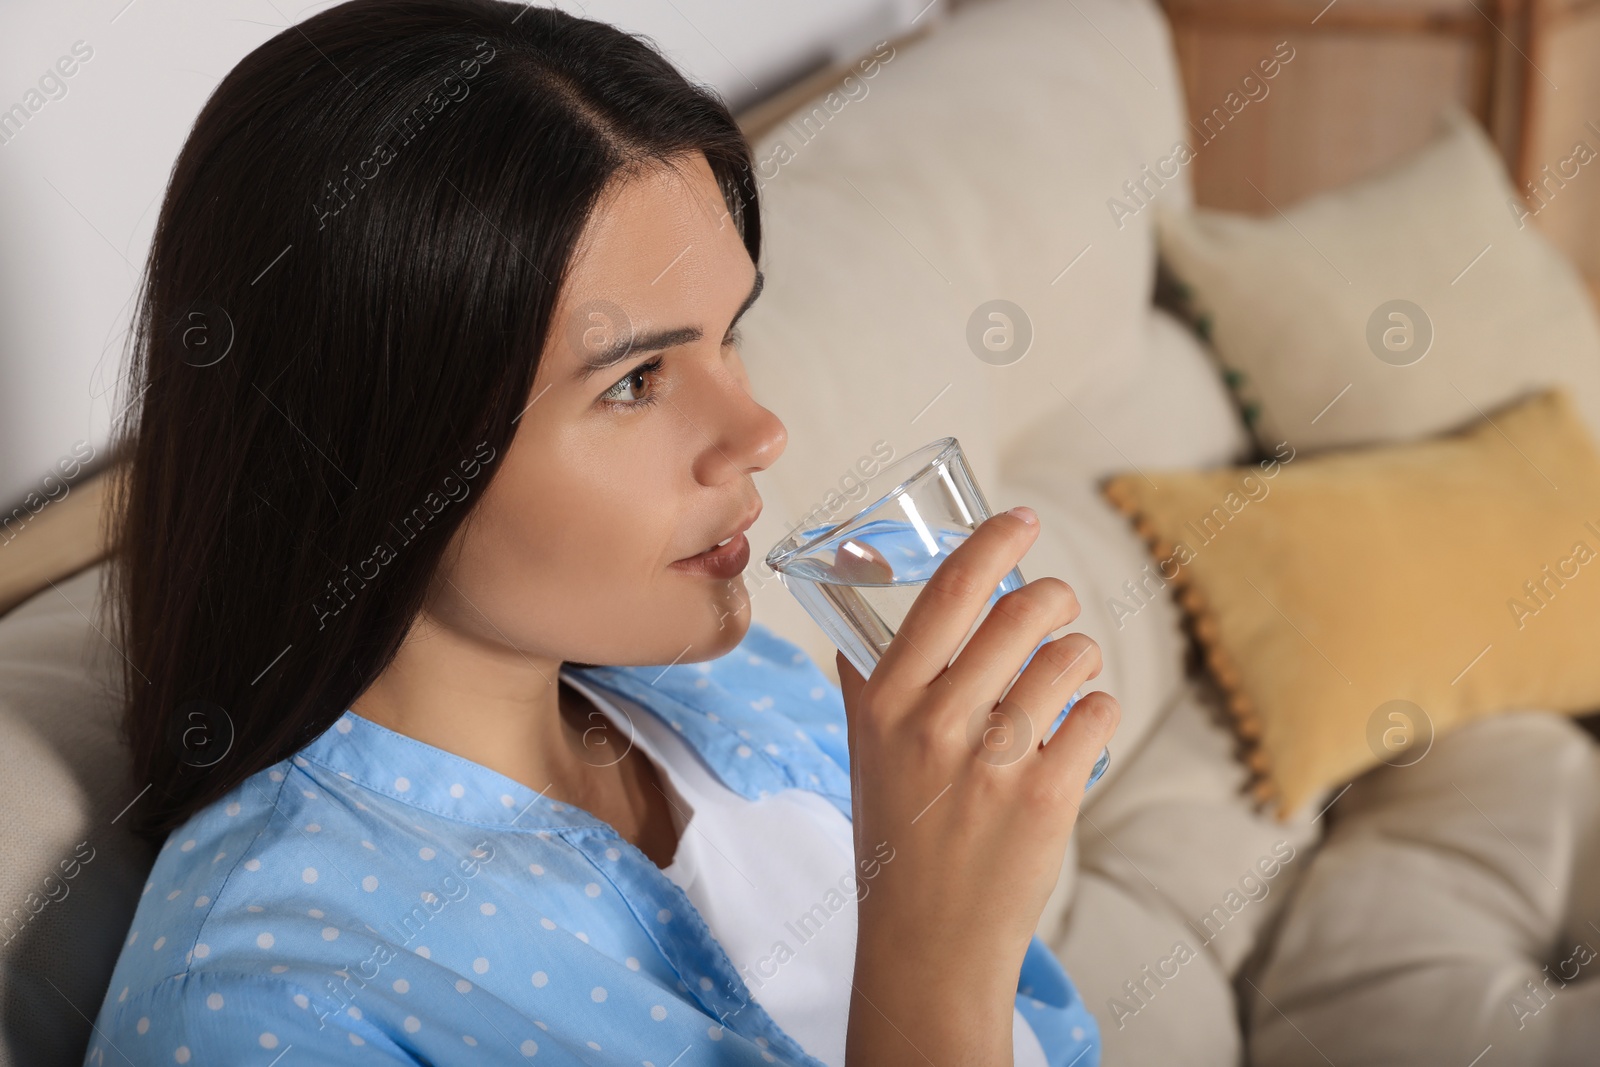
[350,613,681,867]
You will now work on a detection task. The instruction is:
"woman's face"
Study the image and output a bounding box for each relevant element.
[425,152,786,667]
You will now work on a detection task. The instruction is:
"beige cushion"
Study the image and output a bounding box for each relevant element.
[1156,106,1600,454]
[742,0,1199,773]
[1246,712,1600,1066]
[0,564,153,1067]
[743,0,1190,484]
[992,306,1254,792]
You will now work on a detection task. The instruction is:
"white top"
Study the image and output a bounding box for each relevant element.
[565,672,1048,1067]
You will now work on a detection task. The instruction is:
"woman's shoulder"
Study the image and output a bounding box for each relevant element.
[110,763,294,979]
[94,765,324,968]
[88,751,543,1063]
[87,763,352,1058]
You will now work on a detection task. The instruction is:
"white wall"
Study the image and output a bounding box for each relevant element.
[0,0,941,510]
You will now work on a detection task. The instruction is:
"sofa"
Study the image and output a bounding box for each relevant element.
[4,0,1599,1064]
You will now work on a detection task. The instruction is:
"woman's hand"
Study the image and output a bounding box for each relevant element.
[838,505,1120,1065]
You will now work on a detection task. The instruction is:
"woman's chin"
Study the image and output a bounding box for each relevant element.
[690,595,752,660]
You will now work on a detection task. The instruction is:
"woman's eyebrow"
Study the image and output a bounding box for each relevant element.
[571,268,764,383]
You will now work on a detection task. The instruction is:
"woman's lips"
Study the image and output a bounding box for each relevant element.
[668,531,751,579]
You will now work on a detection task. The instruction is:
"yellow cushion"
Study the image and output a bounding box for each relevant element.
[1102,388,1600,817]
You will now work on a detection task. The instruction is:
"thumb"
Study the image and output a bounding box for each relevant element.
[835,650,867,728]
[835,650,869,852]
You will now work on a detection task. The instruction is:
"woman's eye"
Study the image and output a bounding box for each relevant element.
[598,356,665,410]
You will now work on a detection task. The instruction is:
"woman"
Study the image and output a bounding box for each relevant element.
[87,2,1120,1063]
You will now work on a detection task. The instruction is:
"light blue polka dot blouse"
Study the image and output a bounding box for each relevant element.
[85,621,1101,1065]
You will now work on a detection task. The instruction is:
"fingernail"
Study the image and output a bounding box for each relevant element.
[1005,505,1037,526]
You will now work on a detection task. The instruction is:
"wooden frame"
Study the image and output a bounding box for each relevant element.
[735,21,936,142]
[1160,0,1600,289]
[0,468,111,615]
[1161,0,1526,180]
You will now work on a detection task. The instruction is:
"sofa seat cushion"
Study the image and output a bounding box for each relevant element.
[1246,711,1600,1066]
[1044,679,1322,1065]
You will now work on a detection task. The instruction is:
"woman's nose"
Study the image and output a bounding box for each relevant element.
[688,355,786,483]
[746,403,787,475]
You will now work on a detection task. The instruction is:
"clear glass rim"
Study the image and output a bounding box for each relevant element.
[765,436,964,571]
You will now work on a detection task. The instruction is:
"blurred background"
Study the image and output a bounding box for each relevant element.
[0,0,934,513]
[7,0,1600,516]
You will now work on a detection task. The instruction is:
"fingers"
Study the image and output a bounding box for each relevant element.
[873,509,1039,698]
[836,650,866,723]
[941,577,1082,719]
[1038,690,1120,794]
[995,629,1101,741]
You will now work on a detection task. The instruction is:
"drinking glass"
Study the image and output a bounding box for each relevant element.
[766,437,1110,785]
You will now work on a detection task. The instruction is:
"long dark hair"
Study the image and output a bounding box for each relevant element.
[106,0,761,842]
